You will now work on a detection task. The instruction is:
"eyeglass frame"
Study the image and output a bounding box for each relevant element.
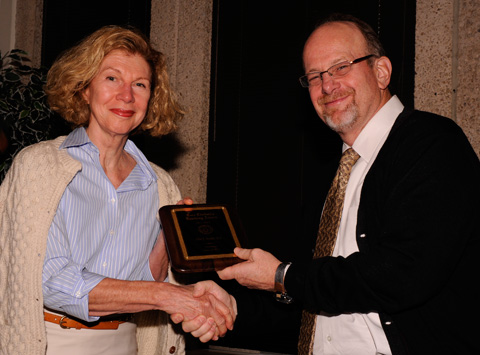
[299,54,375,88]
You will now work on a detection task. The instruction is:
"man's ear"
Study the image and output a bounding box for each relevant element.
[375,56,392,90]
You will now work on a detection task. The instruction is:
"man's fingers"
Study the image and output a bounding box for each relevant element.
[192,281,208,298]
[217,263,239,280]
[204,295,228,336]
[208,293,234,331]
[217,248,254,280]
[233,247,252,260]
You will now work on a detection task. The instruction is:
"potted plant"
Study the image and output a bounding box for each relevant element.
[0,49,54,182]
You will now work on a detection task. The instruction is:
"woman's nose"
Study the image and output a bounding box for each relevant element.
[117,84,135,103]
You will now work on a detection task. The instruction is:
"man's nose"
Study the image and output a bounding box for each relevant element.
[321,73,340,95]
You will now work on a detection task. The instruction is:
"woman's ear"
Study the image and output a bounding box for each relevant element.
[375,56,392,90]
[81,87,90,105]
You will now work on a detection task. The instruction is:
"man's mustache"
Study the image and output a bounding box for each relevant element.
[317,88,355,106]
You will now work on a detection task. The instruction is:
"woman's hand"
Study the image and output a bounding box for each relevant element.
[176,197,194,205]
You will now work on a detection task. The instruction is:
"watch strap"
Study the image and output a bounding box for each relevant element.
[274,262,291,293]
[274,262,293,304]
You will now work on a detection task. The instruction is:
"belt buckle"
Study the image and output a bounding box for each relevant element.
[59,315,70,329]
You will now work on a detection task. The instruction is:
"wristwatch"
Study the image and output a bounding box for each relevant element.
[274,262,293,304]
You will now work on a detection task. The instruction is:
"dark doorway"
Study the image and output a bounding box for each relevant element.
[206,0,416,353]
[42,0,151,68]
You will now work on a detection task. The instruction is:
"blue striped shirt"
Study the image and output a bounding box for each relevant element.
[42,127,160,321]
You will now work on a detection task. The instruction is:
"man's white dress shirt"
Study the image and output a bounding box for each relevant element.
[313,96,404,355]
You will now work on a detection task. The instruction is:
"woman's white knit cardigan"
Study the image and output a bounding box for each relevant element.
[0,136,185,354]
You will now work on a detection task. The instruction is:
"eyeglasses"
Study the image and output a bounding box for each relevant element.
[299,54,375,88]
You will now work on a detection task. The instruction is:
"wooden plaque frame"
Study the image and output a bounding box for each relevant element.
[159,204,247,273]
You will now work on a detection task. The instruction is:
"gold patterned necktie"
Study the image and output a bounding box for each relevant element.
[297,148,360,355]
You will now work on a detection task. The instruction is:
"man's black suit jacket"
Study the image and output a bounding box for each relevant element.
[285,108,480,354]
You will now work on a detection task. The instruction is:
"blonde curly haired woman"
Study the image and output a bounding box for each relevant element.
[0,26,235,355]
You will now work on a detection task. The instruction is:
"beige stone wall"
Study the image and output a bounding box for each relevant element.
[15,0,43,67]
[456,0,480,157]
[150,0,213,203]
[415,0,480,157]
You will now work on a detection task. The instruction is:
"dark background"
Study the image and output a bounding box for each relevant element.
[41,0,416,353]
[42,0,151,68]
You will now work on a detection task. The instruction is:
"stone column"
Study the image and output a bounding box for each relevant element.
[151,0,213,202]
[15,0,44,67]
[415,0,480,157]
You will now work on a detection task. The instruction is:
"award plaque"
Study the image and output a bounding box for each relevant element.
[159,204,247,273]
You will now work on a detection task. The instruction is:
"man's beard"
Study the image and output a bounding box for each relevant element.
[324,102,358,133]
[319,91,358,133]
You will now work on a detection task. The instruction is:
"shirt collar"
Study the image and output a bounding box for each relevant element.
[60,127,158,186]
[124,140,158,184]
[348,95,404,163]
[59,127,91,149]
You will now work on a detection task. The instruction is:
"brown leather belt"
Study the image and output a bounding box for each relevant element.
[44,311,132,330]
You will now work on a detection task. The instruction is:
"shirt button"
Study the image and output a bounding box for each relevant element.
[103,261,107,267]
[110,198,115,203]
[360,233,366,238]
[169,346,176,353]
[327,335,332,342]
[109,230,114,235]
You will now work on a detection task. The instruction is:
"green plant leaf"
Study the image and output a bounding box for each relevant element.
[1,49,54,183]
[4,72,21,82]
[33,101,43,110]
[19,110,30,119]
[0,101,9,111]
[9,49,28,56]
[31,75,44,85]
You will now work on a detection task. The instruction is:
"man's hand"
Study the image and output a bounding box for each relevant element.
[192,280,237,337]
[217,247,281,291]
[170,281,237,342]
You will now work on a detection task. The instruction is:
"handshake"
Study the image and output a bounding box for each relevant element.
[168,280,237,343]
[167,246,282,343]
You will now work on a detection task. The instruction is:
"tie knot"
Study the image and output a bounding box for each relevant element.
[340,148,360,169]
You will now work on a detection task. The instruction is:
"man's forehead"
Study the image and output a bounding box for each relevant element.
[308,22,364,47]
[303,22,367,66]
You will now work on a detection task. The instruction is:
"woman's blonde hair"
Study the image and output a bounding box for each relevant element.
[45,25,184,137]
